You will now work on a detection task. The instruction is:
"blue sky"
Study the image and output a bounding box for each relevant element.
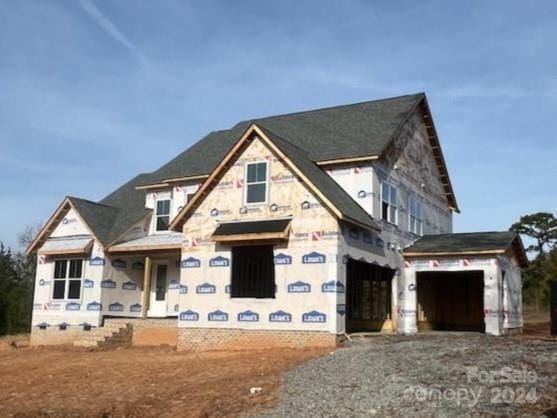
[1,0,556,250]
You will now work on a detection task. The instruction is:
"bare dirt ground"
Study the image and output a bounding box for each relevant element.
[0,344,329,418]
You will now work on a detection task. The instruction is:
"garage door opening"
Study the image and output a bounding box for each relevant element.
[417,270,484,332]
[346,259,395,333]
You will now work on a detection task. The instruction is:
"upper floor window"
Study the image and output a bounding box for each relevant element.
[156,199,171,231]
[53,259,82,300]
[381,182,397,224]
[245,161,268,204]
[409,197,423,235]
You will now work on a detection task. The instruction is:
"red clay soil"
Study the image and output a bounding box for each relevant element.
[0,345,329,418]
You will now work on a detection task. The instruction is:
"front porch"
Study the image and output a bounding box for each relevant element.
[106,234,183,320]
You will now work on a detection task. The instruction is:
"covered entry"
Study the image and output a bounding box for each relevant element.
[346,259,395,332]
[416,270,484,332]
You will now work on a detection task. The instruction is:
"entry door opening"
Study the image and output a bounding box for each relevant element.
[346,259,394,333]
[417,270,484,332]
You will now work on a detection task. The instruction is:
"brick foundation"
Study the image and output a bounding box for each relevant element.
[177,327,342,351]
[30,326,94,346]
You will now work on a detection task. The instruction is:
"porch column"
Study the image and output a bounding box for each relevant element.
[141,256,152,318]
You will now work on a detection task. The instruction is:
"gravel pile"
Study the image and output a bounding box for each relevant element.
[256,334,557,417]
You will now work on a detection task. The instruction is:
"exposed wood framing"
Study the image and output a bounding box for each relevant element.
[141,256,152,318]
[419,97,460,212]
[135,174,209,190]
[404,249,506,257]
[106,243,182,253]
[212,230,290,243]
[315,155,379,166]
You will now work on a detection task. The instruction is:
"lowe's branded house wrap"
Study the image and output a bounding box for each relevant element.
[27,93,527,349]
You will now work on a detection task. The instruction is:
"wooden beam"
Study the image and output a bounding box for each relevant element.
[141,256,152,318]
[315,155,379,166]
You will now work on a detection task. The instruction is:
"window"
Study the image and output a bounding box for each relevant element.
[52,259,82,300]
[245,162,268,204]
[231,245,275,298]
[381,182,397,224]
[186,192,195,203]
[409,197,423,235]
[155,199,171,231]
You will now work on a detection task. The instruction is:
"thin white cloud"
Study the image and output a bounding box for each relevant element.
[79,0,144,64]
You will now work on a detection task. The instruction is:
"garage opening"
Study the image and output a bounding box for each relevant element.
[416,270,484,332]
[346,259,395,333]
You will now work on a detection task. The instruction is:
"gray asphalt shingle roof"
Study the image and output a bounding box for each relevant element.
[404,231,519,254]
[138,93,424,186]
[37,93,428,248]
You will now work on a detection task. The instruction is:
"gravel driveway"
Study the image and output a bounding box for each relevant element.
[257,334,557,417]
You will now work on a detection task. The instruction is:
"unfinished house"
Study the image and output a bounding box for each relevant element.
[27,93,527,349]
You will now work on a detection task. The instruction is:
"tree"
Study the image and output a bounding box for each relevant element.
[0,223,41,336]
[510,212,557,257]
[510,212,557,310]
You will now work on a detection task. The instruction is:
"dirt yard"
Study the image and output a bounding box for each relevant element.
[0,344,329,417]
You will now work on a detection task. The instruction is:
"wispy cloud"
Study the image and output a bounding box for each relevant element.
[78,0,144,65]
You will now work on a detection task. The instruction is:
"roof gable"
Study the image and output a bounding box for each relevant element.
[170,124,381,232]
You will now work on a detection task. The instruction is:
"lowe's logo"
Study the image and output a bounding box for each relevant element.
[131,261,144,270]
[302,252,326,264]
[225,284,231,294]
[89,257,105,266]
[209,256,230,267]
[196,282,216,294]
[122,281,137,290]
[274,253,292,265]
[362,233,373,244]
[179,284,188,294]
[83,279,94,288]
[238,310,259,322]
[337,304,346,315]
[111,259,127,268]
[208,310,228,321]
[322,280,345,293]
[181,257,201,268]
[168,279,180,289]
[101,279,116,289]
[269,310,292,322]
[130,303,142,313]
[87,301,102,311]
[287,281,311,293]
[302,310,326,323]
[180,310,199,321]
[109,302,124,312]
[65,302,80,311]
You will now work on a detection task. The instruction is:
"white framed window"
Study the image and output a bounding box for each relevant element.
[244,161,268,204]
[155,199,171,231]
[381,182,398,224]
[52,259,82,300]
[409,196,423,235]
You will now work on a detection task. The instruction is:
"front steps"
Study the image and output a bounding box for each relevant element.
[73,322,132,348]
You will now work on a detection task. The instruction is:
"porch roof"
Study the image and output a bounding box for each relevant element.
[212,218,292,242]
[107,233,182,253]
